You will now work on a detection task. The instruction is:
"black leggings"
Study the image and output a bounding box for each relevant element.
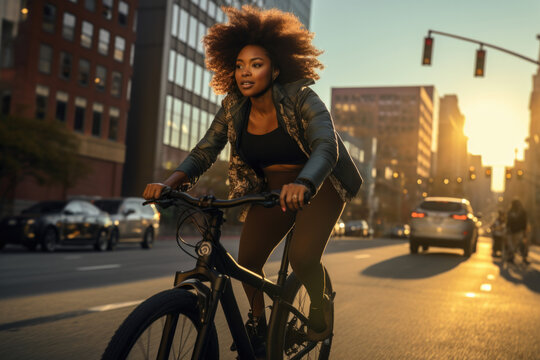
[237,170,345,317]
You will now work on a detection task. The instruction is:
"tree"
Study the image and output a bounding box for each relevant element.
[0,115,89,215]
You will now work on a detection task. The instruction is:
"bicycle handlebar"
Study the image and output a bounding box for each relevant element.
[143,186,312,209]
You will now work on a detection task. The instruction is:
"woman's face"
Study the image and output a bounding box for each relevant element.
[235,44,278,97]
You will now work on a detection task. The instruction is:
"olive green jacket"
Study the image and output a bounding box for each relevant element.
[176,79,362,218]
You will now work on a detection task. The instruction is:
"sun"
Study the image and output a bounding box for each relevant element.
[463,101,528,191]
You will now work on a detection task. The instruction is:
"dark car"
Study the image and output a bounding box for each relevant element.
[0,199,113,252]
[389,224,411,239]
[345,220,371,237]
[92,197,160,250]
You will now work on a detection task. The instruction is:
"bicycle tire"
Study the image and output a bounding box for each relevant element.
[269,267,334,360]
[102,288,219,360]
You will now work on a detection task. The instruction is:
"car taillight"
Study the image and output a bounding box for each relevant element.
[451,214,468,220]
[411,211,426,218]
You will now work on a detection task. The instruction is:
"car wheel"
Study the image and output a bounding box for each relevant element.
[42,227,57,252]
[409,239,419,254]
[463,240,472,257]
[94,229,109,251]
[422,245,429,252]
[107,230,119,251]
[141,228,154,249]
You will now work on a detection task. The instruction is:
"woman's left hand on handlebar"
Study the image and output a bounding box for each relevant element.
[280,183,308,212]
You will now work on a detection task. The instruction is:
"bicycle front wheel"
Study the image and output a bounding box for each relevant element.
[102,288,219,360]
[269,268,334,360]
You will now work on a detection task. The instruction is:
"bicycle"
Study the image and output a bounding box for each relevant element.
[102,187,335,360]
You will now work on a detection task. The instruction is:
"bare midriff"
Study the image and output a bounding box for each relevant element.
[263,164,304,172]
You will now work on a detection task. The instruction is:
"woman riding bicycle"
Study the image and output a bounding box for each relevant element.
[143,5,362,356]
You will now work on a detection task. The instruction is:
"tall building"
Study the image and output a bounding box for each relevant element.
[331,86,437,222]
[264,0,311,29]
[434,95,468,197]
[122,0,311,196]
[1,0,137,212]
[523,35,540,243]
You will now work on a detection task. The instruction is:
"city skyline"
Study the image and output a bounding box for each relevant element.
[308,0,540,191]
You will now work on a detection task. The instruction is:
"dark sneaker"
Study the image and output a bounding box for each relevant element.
[306,294,333,341]
[230,311,267,357]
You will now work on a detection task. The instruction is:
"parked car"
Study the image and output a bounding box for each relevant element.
[409,197,479,257]
[92,197,160,249]
[389,224,411,238]
[331,218,346,237]
[0,199,113,252]
[345,220,370,237]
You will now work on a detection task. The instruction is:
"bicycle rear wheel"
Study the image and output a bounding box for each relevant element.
[269,268,334,360]
[102,288,219,360]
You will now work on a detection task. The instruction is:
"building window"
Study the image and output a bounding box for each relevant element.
[78,59,90,86]
[108,107,119,140]
[111,71,122,97]
[191,107,200,146]
[118,1,129,26]
[92,103,103,136]
[62,13,76,40]
[185,59,194,91]
[95,65,106,91]
[59,52,72,80]
[175,53,185,86]
[181,103,191,150]
[208,1,216,18]
[130,43,134,66]
[102,0,113,20]
[126,79,131,100]
[74,97,86,131]
[38,44,53,74]
[85,0,96,12]
[114,36,125,62]
[35,85,49,120]
[197,23,206,53]
[171,98,181,148]
[194,65,202,95]
[188,16,197,49]
[98,29,110,55]
[42,4,56,33]
[179,9,188,42]
[163,96,172,145]
[168,50,175,82]
[81,21,93,48]
[171,4,179,37]
[55,91,69,122]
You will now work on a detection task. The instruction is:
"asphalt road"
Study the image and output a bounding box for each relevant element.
[0,235,539,359]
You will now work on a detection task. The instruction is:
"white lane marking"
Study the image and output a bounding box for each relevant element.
[487,274,495,280]
[480,284,492,292]
[89,300,143,312]
[64,255,82,260]
[77,264,121,271]
[354,254,371,259]
[465,292,476,298]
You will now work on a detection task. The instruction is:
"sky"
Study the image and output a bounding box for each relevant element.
[308,0,540,192]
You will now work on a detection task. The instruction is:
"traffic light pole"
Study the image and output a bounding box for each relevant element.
[427,30,540,66]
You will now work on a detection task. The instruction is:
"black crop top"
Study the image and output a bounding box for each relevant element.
[239,104,307,170]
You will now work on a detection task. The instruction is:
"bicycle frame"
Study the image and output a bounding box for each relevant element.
[169,206,297,360]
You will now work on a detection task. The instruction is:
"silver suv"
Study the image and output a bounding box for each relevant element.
[409,197,479,257]
[93,198,160,250]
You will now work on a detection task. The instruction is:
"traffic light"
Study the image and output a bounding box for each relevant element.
[517,169,524,180]
[505,168,512,180]
[475,48,486,77]
[468,166,476,180]
[485,167,492,178]
[422,36,433,65]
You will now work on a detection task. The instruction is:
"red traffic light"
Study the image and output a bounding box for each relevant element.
[422,36,434,65]
[475,49,486,77]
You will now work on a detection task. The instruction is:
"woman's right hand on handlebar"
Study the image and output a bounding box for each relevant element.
[142,171,189,200]
[143,183,168,200]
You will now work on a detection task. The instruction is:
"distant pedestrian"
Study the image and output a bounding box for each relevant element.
[490,210,505,257]
[505,199,529,265]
